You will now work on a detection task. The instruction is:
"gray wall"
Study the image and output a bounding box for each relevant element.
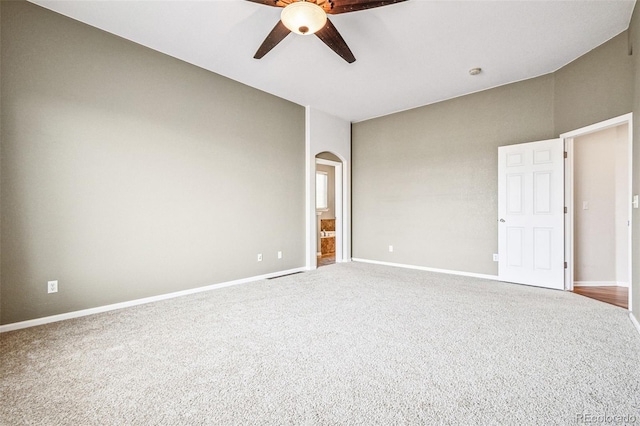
[353,75,555,275]
[317,152,342,162]
[0,1,305,324]
[554,33,633,135]
[353,31,635,280]
[0,1,3,316]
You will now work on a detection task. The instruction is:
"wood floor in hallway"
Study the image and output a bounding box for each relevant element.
[572,286,628,309]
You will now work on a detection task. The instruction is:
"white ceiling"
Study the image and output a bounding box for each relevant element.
[30,0,636,122]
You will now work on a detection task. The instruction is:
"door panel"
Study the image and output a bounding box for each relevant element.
[533,227,552,270]
[507,174,524,213]
[534,172,551,214]
[498,139,564,289]
[507,227,524,267]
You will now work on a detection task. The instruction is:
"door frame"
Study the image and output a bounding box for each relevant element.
[560,113,633,311]
[315,158,344,264]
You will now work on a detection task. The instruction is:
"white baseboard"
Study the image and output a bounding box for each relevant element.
[574,281,629,288]
[630,313,640,337]
[0,266,306,333]
[352,258,499,281]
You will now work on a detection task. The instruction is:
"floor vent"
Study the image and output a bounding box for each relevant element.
[267,272,304,280]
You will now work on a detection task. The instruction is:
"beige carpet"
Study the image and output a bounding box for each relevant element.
[2,262,639,425]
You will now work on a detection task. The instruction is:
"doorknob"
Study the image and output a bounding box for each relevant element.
[499,218,506,223]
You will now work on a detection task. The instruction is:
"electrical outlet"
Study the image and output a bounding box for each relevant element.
[389,245,394,252]
[493,254,499,262]
[277,251,282,259]
[48,280,58,294]
[257,253,263,262]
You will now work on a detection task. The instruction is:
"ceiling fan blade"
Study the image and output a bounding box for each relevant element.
[254,20,292,59]
[315,18,356,63]
[245,0,290,8]
[327,0,408,15]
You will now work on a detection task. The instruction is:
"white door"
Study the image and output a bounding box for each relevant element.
[498,139,564,289]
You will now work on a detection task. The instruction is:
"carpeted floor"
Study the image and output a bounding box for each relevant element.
[2,262,639,425]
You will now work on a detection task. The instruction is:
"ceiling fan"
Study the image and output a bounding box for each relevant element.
[246,0,408,63]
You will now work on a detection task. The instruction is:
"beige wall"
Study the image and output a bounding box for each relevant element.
[573,125,629,285]
[353,31,634,281]
[0,1,305,324]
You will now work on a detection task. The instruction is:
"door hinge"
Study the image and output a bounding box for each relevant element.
[564,261,568,269]
[564,207,567,214]
[564,151,568,159]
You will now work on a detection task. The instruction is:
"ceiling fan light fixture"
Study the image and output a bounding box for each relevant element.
[281,1,327,35]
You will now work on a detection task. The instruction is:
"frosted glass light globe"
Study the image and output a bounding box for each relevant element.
[281,1,327,35]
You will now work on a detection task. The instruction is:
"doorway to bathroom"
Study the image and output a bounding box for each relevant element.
[316,153,341,267]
